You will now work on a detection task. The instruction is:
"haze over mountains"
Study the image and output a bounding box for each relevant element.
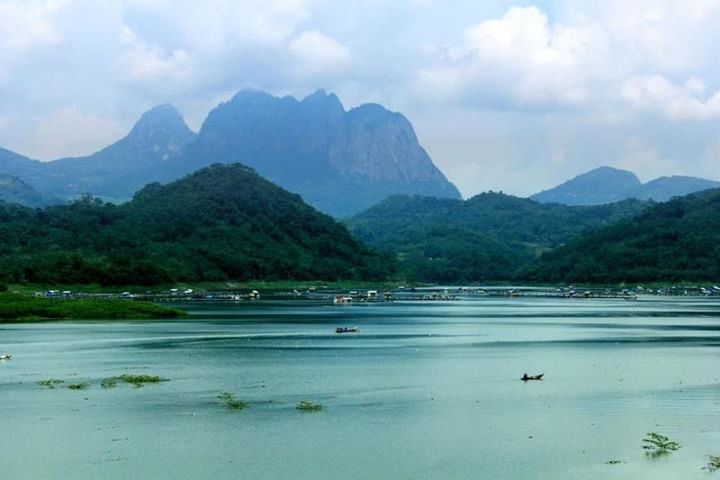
[0,90,460,216]
[532,166,720,206]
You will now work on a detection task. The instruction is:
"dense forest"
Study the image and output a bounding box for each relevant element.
[0,164,393,286]
[347,193,649,283]
[2,162,715,287]
[523,188,720,283]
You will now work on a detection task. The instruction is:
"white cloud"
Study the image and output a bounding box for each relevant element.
[415,6,608,108]
[600,0,720,73]
[0,0,68,86]
[0,0,65,54]
[1,0,720,195]
[621,75,720,120]
[413,2,720,119]
[123,0,310,45]
[289,30,351,74]
[116,25,193,87]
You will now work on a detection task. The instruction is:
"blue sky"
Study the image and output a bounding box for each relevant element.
[1,0,719,197]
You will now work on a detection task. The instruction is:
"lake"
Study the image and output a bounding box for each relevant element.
[1,295,718,479]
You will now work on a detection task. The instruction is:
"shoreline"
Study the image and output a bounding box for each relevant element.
[4,279,719,296]
[0,292,186,322]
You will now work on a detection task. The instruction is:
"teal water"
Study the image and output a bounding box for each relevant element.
[1,296,718,479]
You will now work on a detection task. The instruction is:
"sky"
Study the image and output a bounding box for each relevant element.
[1,0,719,198]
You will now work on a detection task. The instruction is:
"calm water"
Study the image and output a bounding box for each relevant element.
[1,296,719,479]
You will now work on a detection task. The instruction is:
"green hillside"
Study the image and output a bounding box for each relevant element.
[524,188,720,283]
[347,193,648,283]
[0,164,392,286]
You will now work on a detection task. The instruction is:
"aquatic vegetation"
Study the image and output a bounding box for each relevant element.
[67,382,90,390]
[217,392,248,410]
[296,400,323,412]
[704,455,720,472]
[642,432,681,456]
[102,374,167,388]
[37,379,64,389]
[118,374,166,387]
[101,377,119,389]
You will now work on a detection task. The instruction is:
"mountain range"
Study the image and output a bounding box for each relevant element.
[0,90,460,216]
[531,166,720,205]
[1,156,716,285]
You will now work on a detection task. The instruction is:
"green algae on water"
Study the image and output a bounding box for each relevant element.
[218,392,248,410]
[296,400,323,412]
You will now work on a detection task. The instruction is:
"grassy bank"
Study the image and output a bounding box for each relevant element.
[4,279,421,295]
[0,292,186,322]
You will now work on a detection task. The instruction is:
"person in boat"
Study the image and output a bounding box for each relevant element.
[522,373,529,381]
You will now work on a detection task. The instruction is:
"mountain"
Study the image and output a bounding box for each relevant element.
[0,91,460,216]
[38,104,197,201]
[164,89,461,216]
[531,167,642,205]
[0,147,47,186]
[0,174,59,207]
[0,105,196,203]
[0,164,392,286]
[531,166,720,205]
[346,193,648,283]
[524,188,720,283]
[630,175,720,201]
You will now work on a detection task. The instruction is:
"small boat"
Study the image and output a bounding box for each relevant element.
[335,327,359,334]
[333,295,353,305]
[0,354,12,360]
[521,373,543,381]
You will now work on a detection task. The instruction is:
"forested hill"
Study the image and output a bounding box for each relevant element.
[523,188,720,283]
[531,166,642,205]
[0,164,392,286]
[346,193,648,283]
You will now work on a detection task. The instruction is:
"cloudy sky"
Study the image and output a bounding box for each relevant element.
[1,0,719,197]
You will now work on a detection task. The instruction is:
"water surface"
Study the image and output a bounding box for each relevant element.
[1,296,718,479]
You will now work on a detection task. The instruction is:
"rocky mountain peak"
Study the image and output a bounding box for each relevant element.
[126,104,196,157]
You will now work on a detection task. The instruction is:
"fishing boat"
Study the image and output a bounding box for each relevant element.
[335,327,359,334]
[521,373,543,381]
[0,354,12,360]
